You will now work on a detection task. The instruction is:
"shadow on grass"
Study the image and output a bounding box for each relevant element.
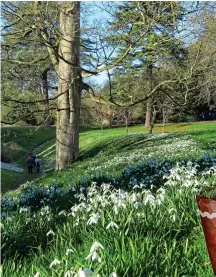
[79,132,184,161]
[190,129,216,150]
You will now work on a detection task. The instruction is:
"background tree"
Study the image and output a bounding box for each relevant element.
[104,1,186,128]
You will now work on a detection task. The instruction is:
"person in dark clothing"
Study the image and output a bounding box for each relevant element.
[27,155,34,173]
[35,156,41,173]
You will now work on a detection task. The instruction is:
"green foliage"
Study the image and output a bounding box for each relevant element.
[197,176,216,199]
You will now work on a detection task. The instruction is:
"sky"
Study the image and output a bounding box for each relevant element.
[81,2,112,86]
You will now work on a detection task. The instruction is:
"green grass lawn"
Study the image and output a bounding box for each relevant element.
[188,122,216,150]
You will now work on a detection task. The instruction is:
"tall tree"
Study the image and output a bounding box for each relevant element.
[1,1,82,169]
[108,1,186,128]
[56,2,81,169]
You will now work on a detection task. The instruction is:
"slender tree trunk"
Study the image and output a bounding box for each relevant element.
[41,68,51,129]
[108,106,112,128]
[145,33,153,129]
[145,65,153,128]
[56,2,81,170]
[162,107,166,133]
[207,88,211,109]
[149,107,157,134]
[125,117,128,134]
[145,98,152,128]
[125,108,129,134]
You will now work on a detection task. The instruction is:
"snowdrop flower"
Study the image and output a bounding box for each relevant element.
[140,183,146,188]
[86,251,102,263]
[65,269,74,277]
[106,221,119,229]
[77,268,93,277]
[33,272,40,277]
[155,198,162,206]
[58,210,67,216]
[130,193,137,202]
[192,187,198,193]
[46,230,55,236]
[74,218,80,226]
[170,214,176,222]
[117,200,126,209]
[49,258,60,268]
[87,213,100,225]
[71,205,79,213]
[150,184,155,190]
[132,185,140,190]
[168,208,176,214]
[109,273,117,277]
[86,205,92,212]
[114,205,119,215]
[144,194,155,205]
[155,192,165,205]
[66,248,74,255]
[157,188,165,194]
[90,242,104,253]
[41,206,50,213]
[134,202,141,209]
[194,179,199,186]
[19,207,29,213]
[177,189,182,194]
[183,180,193,187]
[0,223,4,229]
[68,212,76,217]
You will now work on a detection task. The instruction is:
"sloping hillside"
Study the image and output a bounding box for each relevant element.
[1,122,216,277]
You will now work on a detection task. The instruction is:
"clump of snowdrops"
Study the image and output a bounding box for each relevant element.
[2,162,216,276]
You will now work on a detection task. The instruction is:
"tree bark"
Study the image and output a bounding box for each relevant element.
[145,98,152,128]
[125,108,129,134]
[56,2,81,170]
[149,106,157,134]
[145,33,153,129]
[41,68,51,129]
[108,106,112,128]
[162,107,166,133]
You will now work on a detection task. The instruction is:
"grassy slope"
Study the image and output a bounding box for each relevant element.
[189,122,216,150]
[1,122,215,194]
[2,122,216,277]
[1,127,56,193]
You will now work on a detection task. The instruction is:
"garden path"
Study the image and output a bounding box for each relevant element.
[0,162,24,173]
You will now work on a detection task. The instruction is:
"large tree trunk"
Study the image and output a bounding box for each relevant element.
[41,68,51,129]
[56,2,81,170]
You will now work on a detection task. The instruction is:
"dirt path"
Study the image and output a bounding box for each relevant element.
[1,138,55,194]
